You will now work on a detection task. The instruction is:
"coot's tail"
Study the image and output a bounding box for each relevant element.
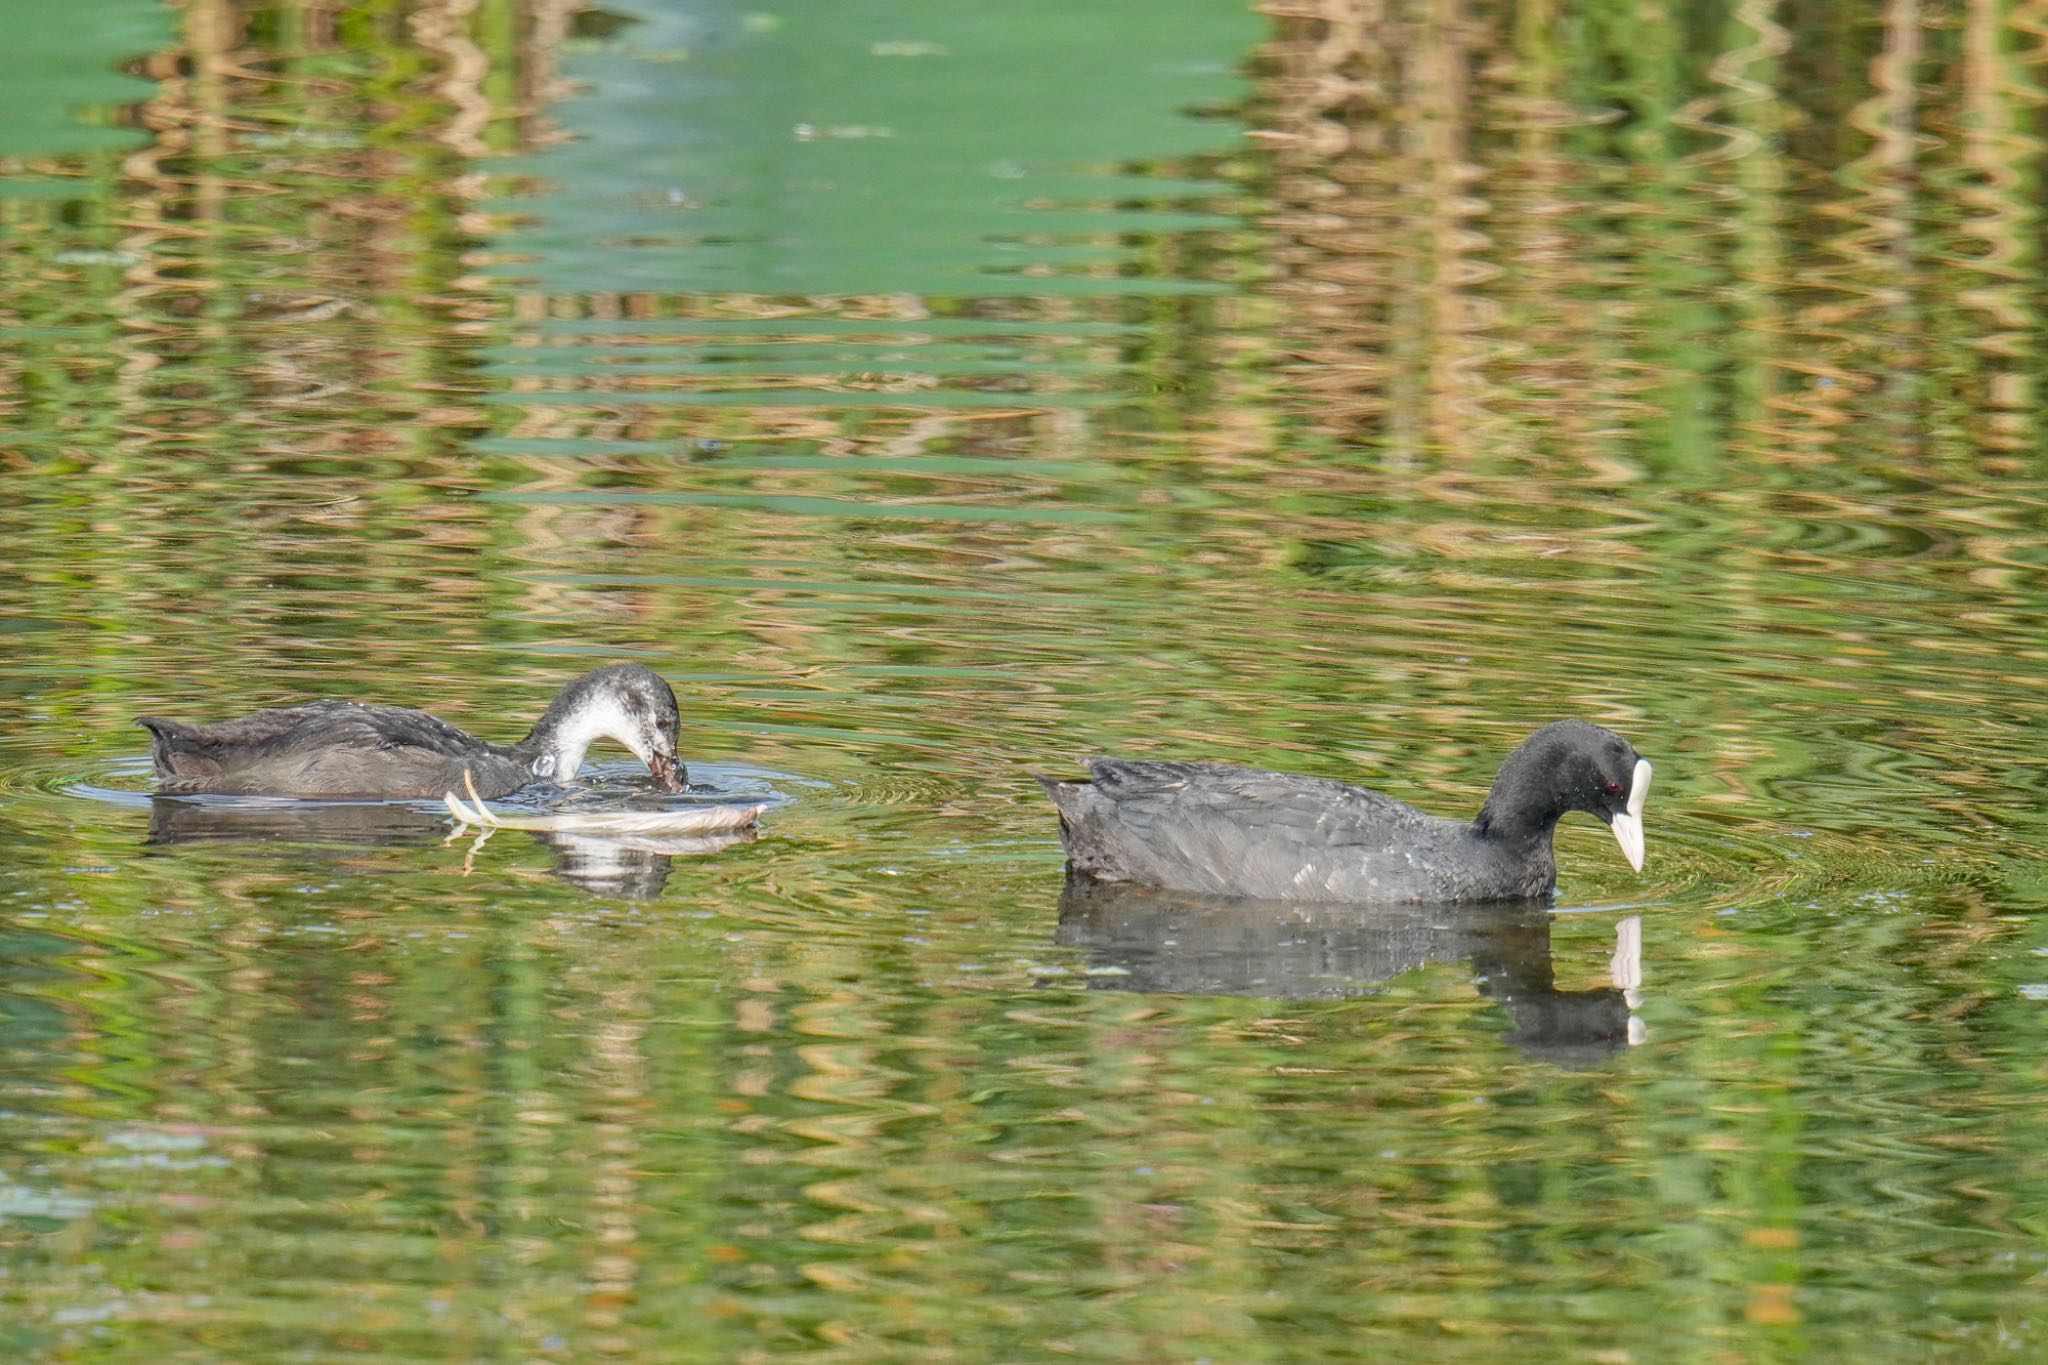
[136,717,214,785]
[1033,769,1081,799]
[1033,769,1096,824]
[1038,768,1123,877]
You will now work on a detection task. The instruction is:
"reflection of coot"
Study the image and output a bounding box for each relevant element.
[145,797,755,901]
[1054,878,1640,1068]
[535,828,758,899]
[147,797,447,847]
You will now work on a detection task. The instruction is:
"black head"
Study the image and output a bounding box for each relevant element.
[528,664,686,791]
[1476,720,1652,870]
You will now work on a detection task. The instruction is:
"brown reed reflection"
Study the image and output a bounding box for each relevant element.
[0,0,618,702]
[1246,0,2048,473]
[85,0,585,469]
[1252,0,1491,448]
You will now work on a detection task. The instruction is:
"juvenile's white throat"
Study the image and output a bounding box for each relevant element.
[541,693,651,782]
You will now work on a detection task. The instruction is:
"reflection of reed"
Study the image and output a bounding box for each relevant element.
[1254,0,1495,448]
[1774,0,2048,465]
[91,0,573,469]
[412,0,493,158]
[1952,0,2043,454]
[580,985,652,1352]
[1782,0,1927,463]
[1249,0,2048,480]
[0,0,604,686]
[1251,0,1677,459]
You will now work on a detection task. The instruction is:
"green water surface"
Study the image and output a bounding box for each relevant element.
[2,0,2047,1359]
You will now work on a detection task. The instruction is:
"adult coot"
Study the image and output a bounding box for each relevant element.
[138,663,688,800]
[1037,719,1650,903]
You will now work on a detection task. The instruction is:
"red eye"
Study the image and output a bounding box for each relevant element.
[1604,780,1621,796]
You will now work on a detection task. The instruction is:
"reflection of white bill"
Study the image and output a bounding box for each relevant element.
[1611,914,1646,1044]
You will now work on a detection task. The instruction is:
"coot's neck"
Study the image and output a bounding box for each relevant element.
[1472,738,1566,846]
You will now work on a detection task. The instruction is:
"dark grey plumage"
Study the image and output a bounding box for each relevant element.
[138,663,687,800]
[1037,719,1650,904]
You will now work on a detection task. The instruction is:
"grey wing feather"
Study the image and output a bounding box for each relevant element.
[159,702,472,755]
[307,703,467,751]
[1084,758,1431,850]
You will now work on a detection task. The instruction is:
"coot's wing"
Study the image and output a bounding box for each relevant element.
[285,702,490,757]
[1057,759,1447,899]
[149,700,449,750]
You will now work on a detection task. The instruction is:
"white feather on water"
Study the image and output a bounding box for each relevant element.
[443,779,765,836]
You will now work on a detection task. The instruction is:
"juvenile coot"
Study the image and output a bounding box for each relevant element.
[138,663,688,800]
[1037,719,1651,903]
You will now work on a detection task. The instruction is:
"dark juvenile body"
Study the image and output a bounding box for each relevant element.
[138,663,686,800]
[139,701,532,800]
[1037,720,1650,904]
